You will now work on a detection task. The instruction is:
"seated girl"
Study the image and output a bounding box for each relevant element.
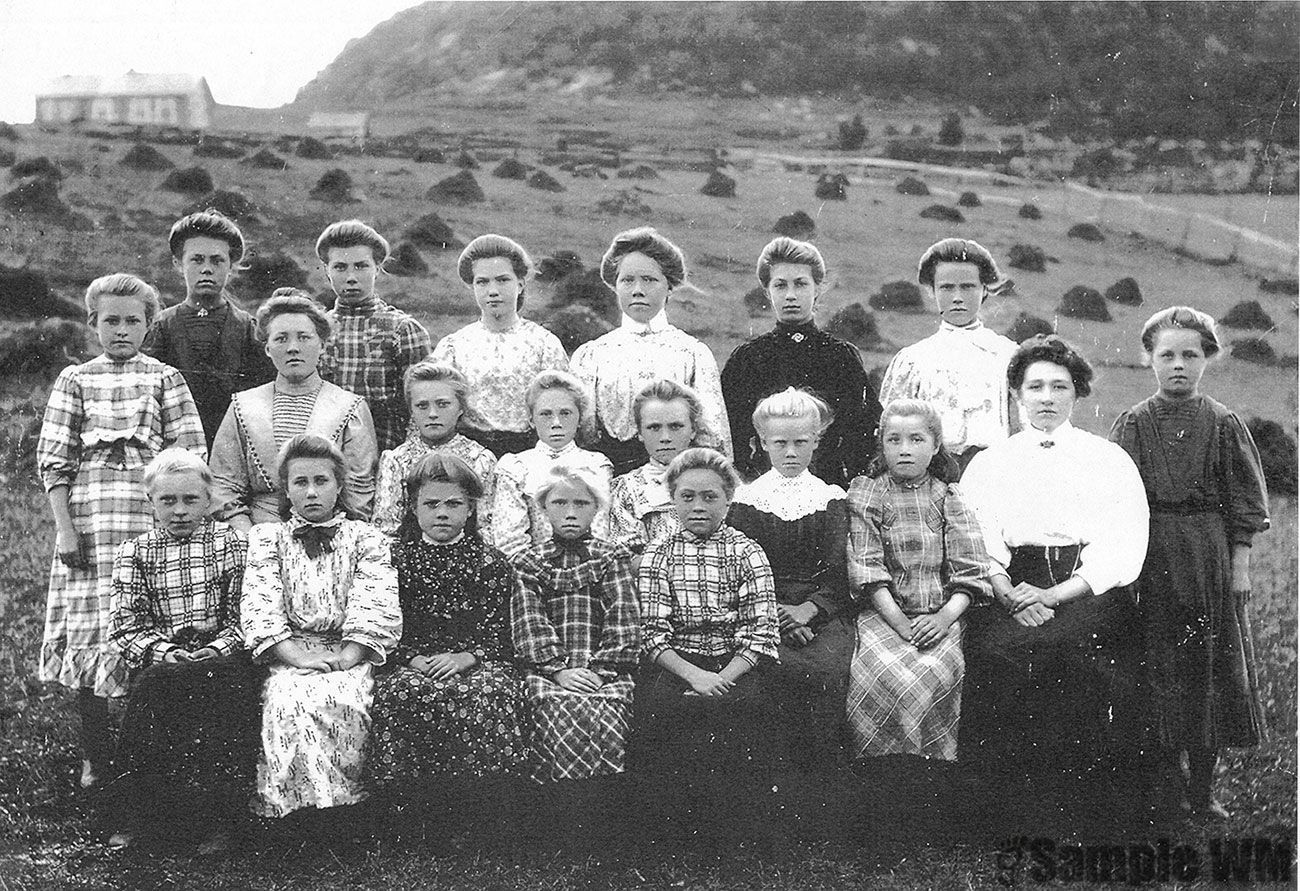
[727,387,853,769]
[107,448,260,853]
[372,361,497,541]
[491,371,612,558]
[369,453,528,804]
[241,434,402,820]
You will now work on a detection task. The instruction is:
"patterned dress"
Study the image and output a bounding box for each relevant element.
[608,459,679,546]
[1110,395,1270,750]
[241,514,402,817]
[491,440,613,558]
[728,470,855,765]
[36,353,205,698]
[372,432,497,541]
[844,474,991,761]
[369,534,528,783]
[512,536,640,782]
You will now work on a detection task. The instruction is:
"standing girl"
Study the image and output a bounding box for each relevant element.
[1110,307,1269,818]
[38,273,205,788]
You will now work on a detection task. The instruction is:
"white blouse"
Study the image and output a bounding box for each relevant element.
[490,440,613,558]
[960,421,1149,596]
[570,311,732,457]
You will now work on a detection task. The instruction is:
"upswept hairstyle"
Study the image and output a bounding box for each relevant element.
[867,398,960,483]
[756,236,826,287]
[752,386,834,437]
[276,434,348,518]
[665,447,742,500]
[315,219,391,265]
[399,451,485,540]
[402,360,485,432]
[143,447,212,493]
[533,462,611,512]
[632,378,713,446]
[85,273,161,327]
[599,226,687,289]
[917,238,1002,289]
[1139,305,1222,358]
[525,370,591,424]
[255,290,333,344]
[457,234,533,310]
[1007,334,1094,397]
[168,210,246,263]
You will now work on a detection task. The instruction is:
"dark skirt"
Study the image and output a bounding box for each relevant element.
[107,651,266,829]
[769,613,855,766]
[960,545,1144,774]
[462,427,537,459]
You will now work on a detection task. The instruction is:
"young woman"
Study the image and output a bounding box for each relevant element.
[241,434,401,819]
[432,234,569,457]
[37,273,205,789]
[1110,307,1270,818]
[372,361,497,540]
[491,371,612,558]
[571,227,731,473]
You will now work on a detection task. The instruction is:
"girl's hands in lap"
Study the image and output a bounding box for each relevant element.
[1012,602,1054,627]
[685,671,733,698]
[910,614,950,649]
[555,667,604,693]
[783,625,816,647]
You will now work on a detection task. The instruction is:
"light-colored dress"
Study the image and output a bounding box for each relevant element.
[241,514,402,817]
[491,440,612,558]
[607,459,679,545]
[36,353,205,698]
[372,432,497,541]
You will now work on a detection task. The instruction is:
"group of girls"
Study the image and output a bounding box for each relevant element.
[37,220,1269,855]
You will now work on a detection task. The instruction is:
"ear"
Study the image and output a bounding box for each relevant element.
[171,255,183,274]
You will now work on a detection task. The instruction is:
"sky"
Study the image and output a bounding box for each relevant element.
[0,0,423,122]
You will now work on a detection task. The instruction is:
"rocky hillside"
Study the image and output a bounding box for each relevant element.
[293,1,1298,144]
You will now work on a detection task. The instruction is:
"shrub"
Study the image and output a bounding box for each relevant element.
[385,242,428,276]
[1104,277,1143,306]
[1071,147,1122,179]
[1221,300,1274,330]
[413,148,445,164]
[11,156,62,180]
[1019,202,1043,220]
[869,280,927,314]
[895,176,929,196]
[183,189,258,222]
[295,137,333,160]
[120,143,174,171]
[919,204,964,223]
[1246,418,1297,495]
[454,150,479,169]
[528,170,565,192]
[1008,244,1047,273]
[427,170,484,203]
[0,265,80,320]
[543,304,614,353]
[229,250,308,305]
[700,170,736,198]
[309,168,356,202]
[1259,277,1298,295]
[957,191,981,207]
[243,148,288,170]
[773,210,816,240]
[535,250,584,284]
[595,190,651,217]
[1067,222,1105,242]
[0,317,88,377]
[837,114,867,151]
[1,177,76,219]
[1004,311,1055,343]
[492,158,529,180]
[1058,285,1111,321]
[937,113,964,147]
[1230,337,1276,366]
[193,138,244,159]
[403,213,462,250]
[825,302,881,348]
[743,286,771,317]
[616,164,659,180]
[814,173,849,201]
[160,166,213,195]
[551,268,618,324]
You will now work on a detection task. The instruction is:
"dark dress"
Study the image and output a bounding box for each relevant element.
[1110,395,1270,750]
[721,320,881,488]
[369,534,529,784]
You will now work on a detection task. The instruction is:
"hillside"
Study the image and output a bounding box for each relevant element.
[293,1,1299,145]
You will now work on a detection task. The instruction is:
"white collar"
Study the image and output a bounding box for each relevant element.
[733,468,845,522]
[532,439,578,461]
[1023,420,1076,446]
[619,310,671,335]
[939,320,985,335]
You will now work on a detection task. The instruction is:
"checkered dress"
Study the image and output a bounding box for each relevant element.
[512,537,639,782]
[37,354,205,698]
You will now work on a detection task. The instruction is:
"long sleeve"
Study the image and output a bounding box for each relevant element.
[241,525,293,659]
[209,404,252,522]
[878,350,917,408]
[396,317,433,375]
[109,538,170,668]
[638,541,677,663]
[846,478,894,598]
[209,535,247,656]
[340,525,402,664]
[834,351,882,482]
[1223,413,1271,545]
[158,367,207,459]
[541,333,569,373]
[36,366,83,491]
[720,346,761,478]
[689,339,732,459]
[956,452,1013,578]
[342,400,379,520]
[490,456,531,558]
[588,552,641,674]
[941,484,992,603]
[1074,443,1149,595]
[807,499,852,619]
[372,448,405,537]
[731,541,779,665]
[511,559,567,673]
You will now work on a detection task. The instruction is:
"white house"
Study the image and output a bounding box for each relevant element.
[35,72,215,130]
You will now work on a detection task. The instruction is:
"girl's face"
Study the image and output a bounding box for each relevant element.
[881,415,939,482]
[1150,328,1208,399]
[147,470,211,540]
[615,251,671,324]
[409,379,462,446]
[285,457,341,523]
[767,262,819,326]
[1016,360,1077,434]
[471,256,522,325]
[531,388,581,450]
[541,479,599,541]
[672,468,731,538]
[759,414,820,478]
[637,398,695,466]
[326,245,379,306]
[413,479,472,544]
[930,261,985,328]
[95,293,150,360]
[173,235,233,305]
[264,313,324,382]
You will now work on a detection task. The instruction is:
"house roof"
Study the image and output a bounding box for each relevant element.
[37,72,213,102]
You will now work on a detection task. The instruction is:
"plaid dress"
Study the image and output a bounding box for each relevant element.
[37,353,205,698]
[845,474,991,761]
[372,432,497,542]
[512,536,639,782]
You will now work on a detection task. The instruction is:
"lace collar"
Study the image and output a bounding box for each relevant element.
[732,469,846,522]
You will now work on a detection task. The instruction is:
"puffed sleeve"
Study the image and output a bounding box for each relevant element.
[1074,441,1149,595]
[396,317,433,377]
[241,524,293,660]
[109,537,168,668]
[37,365,82,492]
[638,538,677,663]
[209,403,252,522]
[720,343,760,479]
[589,452,614,540]
[732,537,780,665]
[941,483,992,603]
[588,548,641,676]
[372,448,405,537]
[158,366,206,459]
[490,455,531,558]
[541,329,570,372]
[689,338,732,459]
[955,449,1014,578]
[342,399,379,520]
[878,348,918,408]
[510,549,567,674]
[845,477,894,598]
[808,497,852,619]
[341,525,402,664]
[1222,412,1270,546]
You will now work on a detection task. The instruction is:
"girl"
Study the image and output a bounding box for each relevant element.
[1110,307,1269,818]
[608,379,713,546]
[491,371,612,558]
[241,434,401,819]
[369,454,528,806]
[845,399,991,763]
[372,361,497,540]
[727,387,854,767]
[37,273,205,788]
[432,234,569,458]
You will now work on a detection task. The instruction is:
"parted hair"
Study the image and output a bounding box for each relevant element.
[600,226,687,289]
[1007,334,1094,397]
[917,238,1002,289]
[315,219,391,265]
[632,378,713,446]
[400,452,485,540]
[525,369,591,423]
[752,386,834,437]
[665,447,742,500]
[255,289,333,344]
[1140,305,1222,358]
[534,462,611,512]
[457,234,533,311]
[756,237,826,287]
[143,447,212,493]
[85,273,161,327]
[168,210,245,263]
[867,398,960,483]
